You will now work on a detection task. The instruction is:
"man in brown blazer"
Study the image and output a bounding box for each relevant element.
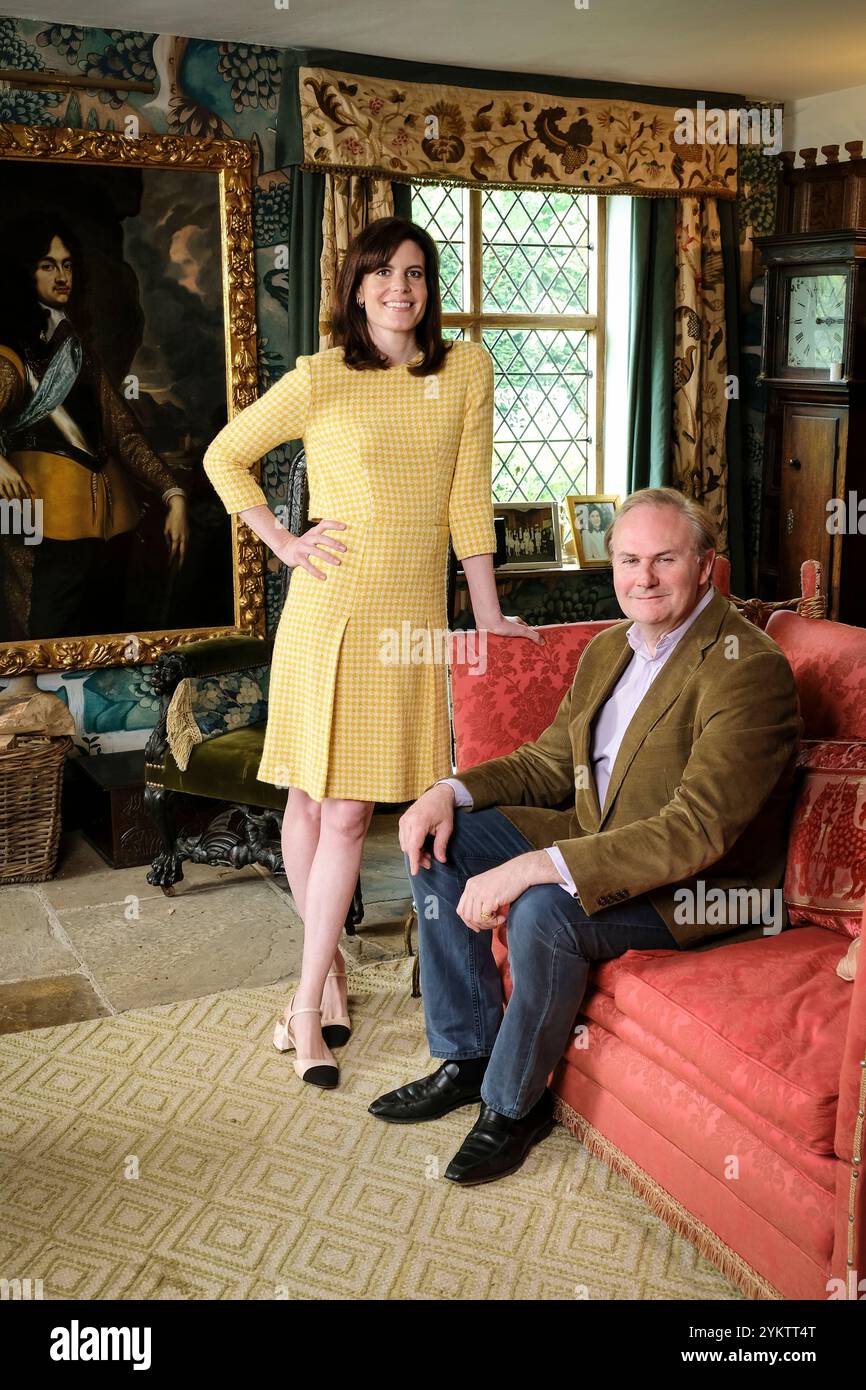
[369,487,801,1187]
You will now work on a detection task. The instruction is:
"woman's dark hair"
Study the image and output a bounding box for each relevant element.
[331,216,451,375]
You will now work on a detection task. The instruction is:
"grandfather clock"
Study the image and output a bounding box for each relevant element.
[754,222,866,626]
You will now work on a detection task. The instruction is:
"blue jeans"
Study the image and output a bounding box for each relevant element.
[404,807,680,1119]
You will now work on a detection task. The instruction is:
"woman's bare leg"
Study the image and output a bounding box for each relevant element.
[288,797,375,1064]
[280,787,347,1018]
[281,786,321,920]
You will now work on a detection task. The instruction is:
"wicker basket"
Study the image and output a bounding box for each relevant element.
[0,734,72,884]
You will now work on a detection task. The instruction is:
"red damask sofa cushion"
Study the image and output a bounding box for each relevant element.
[602,928,849,1153]
[493,926,848,1153]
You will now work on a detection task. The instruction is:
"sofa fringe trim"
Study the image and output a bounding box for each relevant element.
[554,1096,784,1301]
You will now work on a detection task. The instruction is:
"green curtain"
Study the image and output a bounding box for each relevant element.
[286,166,325,369]
[626,198,676,492]
[283,165,324,479]
[718,197,747,596]
[393,181,413,220]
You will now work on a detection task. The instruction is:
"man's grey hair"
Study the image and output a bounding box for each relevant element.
[605,487,718,559]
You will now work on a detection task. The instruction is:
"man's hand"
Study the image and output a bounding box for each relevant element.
[398,783,457,875]
[457,850,564,932]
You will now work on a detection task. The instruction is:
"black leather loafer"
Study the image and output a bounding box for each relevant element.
[368,1061,486,1123]
[443,1088,556,1185]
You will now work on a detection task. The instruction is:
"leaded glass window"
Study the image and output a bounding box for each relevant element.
[411,185,604,503]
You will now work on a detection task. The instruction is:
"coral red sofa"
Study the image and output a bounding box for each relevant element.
[449,564,865,1301]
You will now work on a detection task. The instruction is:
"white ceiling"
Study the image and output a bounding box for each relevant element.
[7,0,866,103]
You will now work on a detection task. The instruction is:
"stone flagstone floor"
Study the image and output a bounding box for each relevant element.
[0,813,414,1034]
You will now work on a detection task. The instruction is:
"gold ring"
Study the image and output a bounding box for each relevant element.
[479,909,494,921]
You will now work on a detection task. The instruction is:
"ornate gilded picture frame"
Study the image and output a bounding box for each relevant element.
[0,123,264,677]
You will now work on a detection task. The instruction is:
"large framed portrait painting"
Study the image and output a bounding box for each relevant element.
[0,124,264,675]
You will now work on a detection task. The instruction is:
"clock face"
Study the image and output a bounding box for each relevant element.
[786,273,847,370]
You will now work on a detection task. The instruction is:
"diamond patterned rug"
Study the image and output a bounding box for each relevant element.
[0,957,743,1300]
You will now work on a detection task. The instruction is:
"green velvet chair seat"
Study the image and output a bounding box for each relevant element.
[156,723,288,812]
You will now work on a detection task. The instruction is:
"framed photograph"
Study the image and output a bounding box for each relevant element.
[564,494,620,568]
[0,123,264,675]
[493,502,561,569]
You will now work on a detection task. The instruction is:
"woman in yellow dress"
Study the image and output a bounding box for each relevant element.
[203,216,541,1089]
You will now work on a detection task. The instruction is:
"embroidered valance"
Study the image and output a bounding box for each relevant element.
[297,66,737,198]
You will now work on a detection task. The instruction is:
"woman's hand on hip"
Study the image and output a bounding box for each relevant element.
[277,519,347,578]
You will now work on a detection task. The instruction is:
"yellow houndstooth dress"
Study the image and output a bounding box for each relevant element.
[202,339,496,801]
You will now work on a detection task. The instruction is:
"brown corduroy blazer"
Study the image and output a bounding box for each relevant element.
[450,588,802,947]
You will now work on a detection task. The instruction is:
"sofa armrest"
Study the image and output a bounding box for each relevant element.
[834,899,866,1285]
